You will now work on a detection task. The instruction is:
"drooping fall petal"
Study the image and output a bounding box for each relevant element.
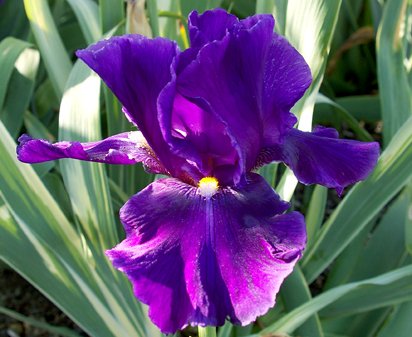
[106,174,306,333]
[258,126,380,194]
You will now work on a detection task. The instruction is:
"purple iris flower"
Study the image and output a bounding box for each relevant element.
[17,9,379,333]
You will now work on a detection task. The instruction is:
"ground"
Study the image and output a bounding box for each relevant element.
[0,267,87,337]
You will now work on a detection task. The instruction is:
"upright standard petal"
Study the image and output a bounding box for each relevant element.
[261,33,312,145]
[17,132,167,174]
[178,14,275,180]
[260,127,380,194]
[176,9,238,73]
[106,174,306,333]
[158,87,241,185]
[76,35,189,177]
[188,9,238,48]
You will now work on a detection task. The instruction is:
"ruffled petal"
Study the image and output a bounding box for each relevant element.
[16,132,167,174]
[106,173,305,333]
[176,9,238,73]
[261,127,380,194]
[188,9,238,48]
[177,14,275,181]
[76,35,190,177]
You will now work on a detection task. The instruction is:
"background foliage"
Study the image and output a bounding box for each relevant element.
[1,0,412,336]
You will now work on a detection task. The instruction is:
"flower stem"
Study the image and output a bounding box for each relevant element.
[198,326,216,337]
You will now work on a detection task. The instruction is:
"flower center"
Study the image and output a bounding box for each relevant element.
[198,177,219,198]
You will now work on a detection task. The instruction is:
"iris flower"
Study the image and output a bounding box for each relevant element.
[17,9,379,333]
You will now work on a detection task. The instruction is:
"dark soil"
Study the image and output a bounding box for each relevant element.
[0,268,86,337]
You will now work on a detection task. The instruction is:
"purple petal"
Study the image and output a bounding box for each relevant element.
[16,132,167,174]
[176,9,238,73]
[261,33,312,145]
[157,11,243,184]
[263,127,380,194]
[178,15,275,181]
[158,88,241,185]
[188,9,238,48]
[76,35,189,177]
[106,173,305,333]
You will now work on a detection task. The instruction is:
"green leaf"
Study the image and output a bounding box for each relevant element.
[43,172,73,219]
[320,273,412,317]
[217,322,233,337]
[223,0,255,18]
[66,0,102,44]
[305,185,327,251]
[33,79,59,119]
[302,116,412,283]
[375,302,412,337]
[406,183,412,255]
[322,220,374,290]
[258,163,278,187]
[0,0,29,40]
[250,265,412,335]
[180,0,224,16]
[347,193,409,281]
[321,309,391,337]
[199,326,217,337]
[336,95,381,122]
[23,0,72,97]
[377,0,412,146]
[147,0,160,36]
[234,325,253,337]
[1,46,40,137]
[315,93,374,142]
[280,267,324,337]
[58,21,87,54]
[0,37,32,111]
[314,95,382,125]
[98,0,125,33]
[23,111,55,140]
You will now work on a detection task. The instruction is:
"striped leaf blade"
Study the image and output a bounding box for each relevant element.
[377,0,412,146]
[23,0,72,97]
[58,60,118,251]
[66,0,102,44]
[0,121,141,337]
[252,265,412,336]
